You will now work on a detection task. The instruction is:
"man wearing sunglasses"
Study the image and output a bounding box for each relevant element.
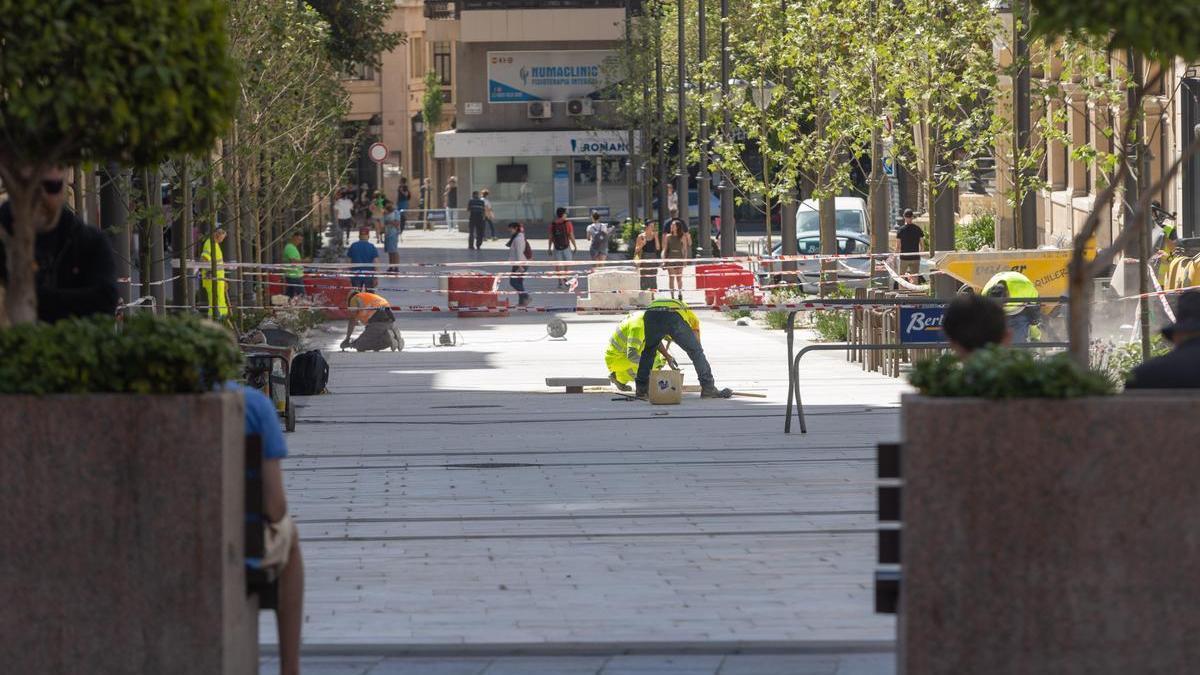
[0,166,119,322]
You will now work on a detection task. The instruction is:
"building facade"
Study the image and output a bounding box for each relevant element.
[430,0,634,224]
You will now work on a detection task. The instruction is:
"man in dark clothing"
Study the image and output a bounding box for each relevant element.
[466,191,486,250]
[895,208,924,286]
[1126,291,1200,389]
[0,167,119,322]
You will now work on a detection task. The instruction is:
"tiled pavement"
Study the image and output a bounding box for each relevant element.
[260,232,905,673]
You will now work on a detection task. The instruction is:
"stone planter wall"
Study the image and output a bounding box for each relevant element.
[0,392,257,674]
[900,394,1200,674]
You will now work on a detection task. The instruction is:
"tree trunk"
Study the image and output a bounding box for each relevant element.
[3,181,40,325]
[146,167,166,315]
[1067,253,1092,366]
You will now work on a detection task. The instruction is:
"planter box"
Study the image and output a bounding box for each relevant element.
[0,392,257,674]
[900,394,1200,674]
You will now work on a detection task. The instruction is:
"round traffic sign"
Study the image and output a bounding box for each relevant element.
[368,142,388,163]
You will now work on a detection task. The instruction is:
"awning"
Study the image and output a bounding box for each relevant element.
[434,129,636,159]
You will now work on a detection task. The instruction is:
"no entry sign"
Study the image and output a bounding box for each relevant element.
[368,142,388,163]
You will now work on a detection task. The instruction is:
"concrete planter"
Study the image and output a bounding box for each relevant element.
[0,392,257,674]
[899,394,1200,674]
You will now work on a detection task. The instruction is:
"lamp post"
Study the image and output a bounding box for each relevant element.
[696,0,712,256]
[676,0,689,227]
[719,0,736,257]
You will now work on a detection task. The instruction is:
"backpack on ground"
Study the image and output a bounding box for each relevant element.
[289,350,329,395]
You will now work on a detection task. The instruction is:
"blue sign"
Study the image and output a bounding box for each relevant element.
[882,157,895,177]
[899,307,948,344]
[426,210,446,222]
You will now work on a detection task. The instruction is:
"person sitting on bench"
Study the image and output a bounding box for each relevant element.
[341,290,401,352]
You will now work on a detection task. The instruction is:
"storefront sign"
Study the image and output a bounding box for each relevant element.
[488,50,619,103]
[436,130,636,158]
[899,307,948,344]
[553,161,570,209]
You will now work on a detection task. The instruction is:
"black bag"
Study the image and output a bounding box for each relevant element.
[289,350,329,396]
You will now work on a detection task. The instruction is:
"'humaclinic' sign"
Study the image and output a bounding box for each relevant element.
[488,50,619,103]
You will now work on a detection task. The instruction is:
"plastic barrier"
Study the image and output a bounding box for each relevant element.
[696,262,759,308]
[445,272,508,318]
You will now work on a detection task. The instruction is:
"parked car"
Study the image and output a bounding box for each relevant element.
[796,196,868,235]
[757,231,932,292]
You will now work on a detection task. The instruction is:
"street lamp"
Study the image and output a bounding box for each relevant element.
[731,78,777,251]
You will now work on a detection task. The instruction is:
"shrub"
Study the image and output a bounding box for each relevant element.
[956,213,996,251]
[1092,337,1171,387]
[722,290,756,320]
[0,314,243,394]
[764,285,805,330]
[909,346,1115,398]
[810,284,852,342]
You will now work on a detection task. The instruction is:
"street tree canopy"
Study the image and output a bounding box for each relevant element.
[304,0,404,69]
[1032,0,1200,63]
[0,0,238,325]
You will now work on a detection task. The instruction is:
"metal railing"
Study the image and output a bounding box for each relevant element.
[424,1,459,20]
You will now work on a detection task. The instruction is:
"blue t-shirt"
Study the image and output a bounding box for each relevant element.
[348,240,379,265]
[226,383,288,460]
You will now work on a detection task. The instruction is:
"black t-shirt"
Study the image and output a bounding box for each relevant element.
[897,222,924,260]
[467,197,486,224]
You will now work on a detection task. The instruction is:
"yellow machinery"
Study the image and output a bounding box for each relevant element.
[932,246,1094,297]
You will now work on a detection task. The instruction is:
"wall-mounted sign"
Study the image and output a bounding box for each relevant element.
[899,307,948,344]
[464,102,483,115]
[488,50,620,103]
[435,130,638,159]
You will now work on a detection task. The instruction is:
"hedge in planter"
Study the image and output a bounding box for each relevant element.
[908,345,1114,398]
[0,314,242,394]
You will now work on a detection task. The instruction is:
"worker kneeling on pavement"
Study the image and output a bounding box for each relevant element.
[635,298,732,399]
[606,310,668,391]
[341,290,402,352]
[982,271,1040,342]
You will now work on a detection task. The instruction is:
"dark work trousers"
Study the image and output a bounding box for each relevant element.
[469,220,485,249]
[509,265,530,305]
[635,310,716,391]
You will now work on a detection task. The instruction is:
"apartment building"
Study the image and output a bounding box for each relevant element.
[429,0,633,224]
[341,0,458,206]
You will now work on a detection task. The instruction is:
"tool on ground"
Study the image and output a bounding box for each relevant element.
[546,318,568,339]
[433,326,459,347]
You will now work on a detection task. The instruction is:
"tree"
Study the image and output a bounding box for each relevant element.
[421,70,445,182]
[0,0,238,325]
[304,0,404,70]
[1030,0,1200,365]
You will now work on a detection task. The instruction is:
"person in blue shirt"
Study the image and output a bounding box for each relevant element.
[347,226,379,289]
[227,383,304,675]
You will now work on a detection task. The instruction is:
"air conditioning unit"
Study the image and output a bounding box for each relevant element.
[527,101,553,119]
[567,98,594,116]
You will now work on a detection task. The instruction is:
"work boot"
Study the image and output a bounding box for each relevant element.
[700,386,733,399]
[609,372,631,392]
[634,385,649,399]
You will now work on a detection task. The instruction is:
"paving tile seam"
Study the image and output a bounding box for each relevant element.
[284,457,876,472]
[284,445,874,459]
[294,509,876,525]
[301,528,875,543]
[260,640,897,658]
[297,411,885,426]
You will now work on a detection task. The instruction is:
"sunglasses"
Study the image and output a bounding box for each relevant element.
[42,179,65,195]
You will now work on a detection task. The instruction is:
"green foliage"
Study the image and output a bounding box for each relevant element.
[304,0,405,70]
[909,346,1116,398]
[422,70,445,153]
[0,0,238,167]
[764,285,804,329]
[722,291,756,320]
[1092,337,1172,387]
[811,284,853,342]
[0,314,243,395]
[1031,0,1200,64]
[956,213,996,251]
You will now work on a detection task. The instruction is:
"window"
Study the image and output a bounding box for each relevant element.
[410,37,425,78]
[345,62,375,81]
[433,42,452,86]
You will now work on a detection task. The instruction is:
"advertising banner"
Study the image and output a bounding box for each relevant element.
[899,307,948,344]
[488,50,620,103]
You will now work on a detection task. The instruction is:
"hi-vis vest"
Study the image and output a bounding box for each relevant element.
[647,297,700,334]
[605,311,664,384]
[982,271,1038,316]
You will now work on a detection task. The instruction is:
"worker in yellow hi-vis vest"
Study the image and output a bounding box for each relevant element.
[983,271,1039,343]
[635,298,731,398]
[200,228,228,319]
[605,311,667,391]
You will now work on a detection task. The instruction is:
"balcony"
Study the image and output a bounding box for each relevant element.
[424,1,459,20]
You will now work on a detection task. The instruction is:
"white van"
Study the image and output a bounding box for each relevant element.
[796,196,868,235]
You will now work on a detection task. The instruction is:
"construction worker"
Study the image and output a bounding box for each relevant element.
[982,270,1040,342]
[635,298,732,399]
[341,289,401,352]
[1151,201,1178,283]
[200,227,228,319]
[605,310,668,391]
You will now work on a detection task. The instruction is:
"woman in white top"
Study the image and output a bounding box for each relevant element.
[506,222,531,306]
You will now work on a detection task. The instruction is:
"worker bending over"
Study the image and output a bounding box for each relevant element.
[606,310,668,391]
[635,298,732,399]
[982,271,1039,342]
[341,290,401,352]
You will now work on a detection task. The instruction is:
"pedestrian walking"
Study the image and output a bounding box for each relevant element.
[282,231,307,299]
[347,227,379,290]
[662,218,691,300]
[444,176,458,230]
[519,180,535,220]
[480,189,497,240]
[548,207,577,287]
[666,184,679,219]
[466,191,487,250]
[370,191,385,243]
[396,178,411,215]
[587,211,613,261]
[1126,291,1200,389]
[634,220,662,291]
[383,200,402,273]
[895,208,925,285]
[507,222,532,307]
[334,191,354,243]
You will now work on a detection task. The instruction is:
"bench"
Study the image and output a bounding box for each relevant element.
[545,377,612,393]
[245,435,279,610]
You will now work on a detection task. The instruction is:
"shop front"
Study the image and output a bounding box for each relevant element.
[434,129,635,224]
